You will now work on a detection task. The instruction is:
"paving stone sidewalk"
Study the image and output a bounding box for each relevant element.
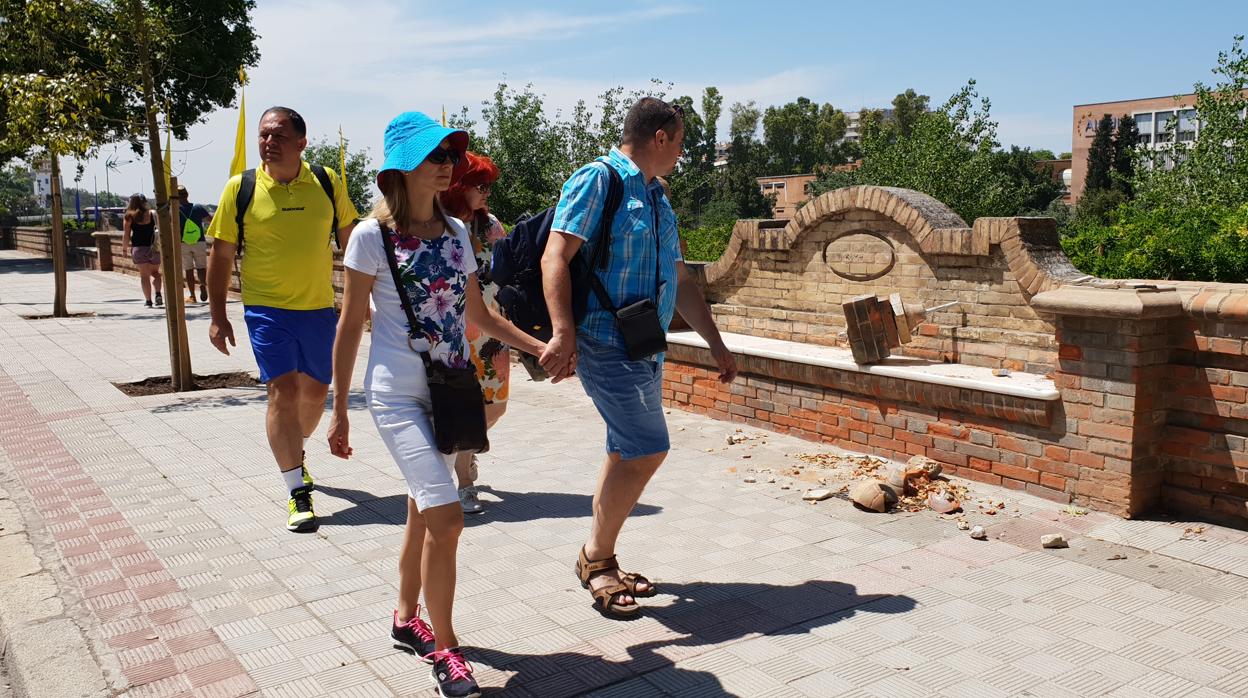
[3,251,1248,698]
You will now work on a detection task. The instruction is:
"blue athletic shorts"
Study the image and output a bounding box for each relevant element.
[243,305,336,384]
[576,333,669,460]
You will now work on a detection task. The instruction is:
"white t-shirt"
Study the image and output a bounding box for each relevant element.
[343,217,479,397]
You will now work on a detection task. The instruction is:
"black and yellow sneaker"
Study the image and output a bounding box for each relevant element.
[301,451,314,490]
[287,485,317,532]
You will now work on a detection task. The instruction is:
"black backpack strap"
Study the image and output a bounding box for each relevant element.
[309,164,340,249]
[379,223,433,368]
[234,169,256,253]
[584,162,626,312]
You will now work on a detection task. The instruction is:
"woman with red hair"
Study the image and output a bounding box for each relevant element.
[440,152,508,515]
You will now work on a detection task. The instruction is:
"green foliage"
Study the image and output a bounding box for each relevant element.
[1032,149,1058,161]
[664,87,721,227]
[1112,115,1137,196]
[1085,114,1114,193]
[1063,203,1248,282]
[761,97,851,173]
[303,137,378,214]
[809,81,1058,223]
[1058,151,1072,159]
[891,88,930,139]
[476,82,567,223]
[680,224,734,262]
[1074,188,1127,227]
[1064,35,1248,282]
[0,166,39,218]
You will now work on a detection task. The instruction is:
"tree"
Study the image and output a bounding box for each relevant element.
[1085,114,1114,194]
[0,0,121,317]
[103,0,259,390]
[1063,36,1248,282]
[810,81,1028,223]
[891,88,930,139]
[761,97,850,173]
[1059,151,1073,159]
[1111,115,1138,197]
[0,166,39,219]
[477,82,566,224]
[1032,149,1058,161]
[303,137,378,214]
[666,86,722,227]
[707,101,772,223]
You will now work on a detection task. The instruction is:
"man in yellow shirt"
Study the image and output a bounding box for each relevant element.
[206,106,359,532]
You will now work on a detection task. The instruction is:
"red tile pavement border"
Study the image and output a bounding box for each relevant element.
[0,372,258,698]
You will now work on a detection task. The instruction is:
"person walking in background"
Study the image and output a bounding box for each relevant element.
[439,152,508,515]
[121,193,163,308]
[205,106,359,533]
[176,184,212,303]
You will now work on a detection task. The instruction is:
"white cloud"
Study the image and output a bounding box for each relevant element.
[59,1,850,204]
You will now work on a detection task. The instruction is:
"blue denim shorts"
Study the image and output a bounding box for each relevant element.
[576,333,669,460]
[243,305,336,384]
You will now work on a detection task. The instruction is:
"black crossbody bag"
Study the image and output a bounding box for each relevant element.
[587,188,669,361]
[380,223,489,455]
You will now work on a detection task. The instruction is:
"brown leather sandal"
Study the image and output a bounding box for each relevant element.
[575,547,641,618]
[619,569,658,598]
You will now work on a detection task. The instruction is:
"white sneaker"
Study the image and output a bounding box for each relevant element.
[458,486,484,515]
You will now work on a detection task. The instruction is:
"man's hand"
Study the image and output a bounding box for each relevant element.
[710,341,738,384]
[327,411,352,459]
[209,318,236,355]
[539,329,577,381]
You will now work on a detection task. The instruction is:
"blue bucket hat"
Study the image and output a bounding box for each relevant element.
[378,111,469,175]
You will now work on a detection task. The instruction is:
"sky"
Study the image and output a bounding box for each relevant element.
[60,0,1248,205]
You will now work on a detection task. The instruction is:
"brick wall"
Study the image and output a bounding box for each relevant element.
[670,186,1248,524]
[13,228,348,303]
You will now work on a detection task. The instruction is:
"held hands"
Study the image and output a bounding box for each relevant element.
[209,318,236,355]
[327,411,352,459]
[538,330,577,382]
[710,342,738,384]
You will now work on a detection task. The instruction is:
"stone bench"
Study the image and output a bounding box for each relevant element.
[665,330,1060,427]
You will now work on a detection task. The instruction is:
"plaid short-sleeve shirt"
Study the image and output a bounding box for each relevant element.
[550,148,682,352]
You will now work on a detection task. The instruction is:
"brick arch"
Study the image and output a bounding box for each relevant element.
[701,185,1087,298]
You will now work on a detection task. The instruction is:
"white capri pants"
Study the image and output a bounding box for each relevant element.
[367,391,459,512]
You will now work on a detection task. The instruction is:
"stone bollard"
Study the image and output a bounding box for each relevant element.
[93,231,114,272]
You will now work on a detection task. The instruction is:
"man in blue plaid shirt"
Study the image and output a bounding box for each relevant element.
[541,97,737,618]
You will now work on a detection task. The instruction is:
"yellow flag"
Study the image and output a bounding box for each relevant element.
[229,69,248,177]
[338,126,348,194]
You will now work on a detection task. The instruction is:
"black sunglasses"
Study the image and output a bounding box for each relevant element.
[663,102,685,126]
[426,147,462,166]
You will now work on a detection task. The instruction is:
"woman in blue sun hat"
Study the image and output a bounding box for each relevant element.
[328,112,546,698]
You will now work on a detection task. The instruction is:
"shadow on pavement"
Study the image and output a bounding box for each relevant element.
[472,579,917,697]
[149,388,267,412]
[313,484,661,527]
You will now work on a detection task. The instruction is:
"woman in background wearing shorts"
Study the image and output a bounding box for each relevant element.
[121,193,163,308]
[327,112,545,698]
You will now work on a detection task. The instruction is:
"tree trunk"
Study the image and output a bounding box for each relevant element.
[49,154,68,317]
[133,0,192,391]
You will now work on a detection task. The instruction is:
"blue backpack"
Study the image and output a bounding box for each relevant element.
[491,163,623,342]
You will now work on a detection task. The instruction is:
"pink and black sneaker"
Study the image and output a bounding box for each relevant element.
[429,647,480,698]
[391,608,436,662]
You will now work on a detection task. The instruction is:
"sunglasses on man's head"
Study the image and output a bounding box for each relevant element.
[425,147,462,166]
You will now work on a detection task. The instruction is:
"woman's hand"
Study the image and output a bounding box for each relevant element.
[327,411,352,459]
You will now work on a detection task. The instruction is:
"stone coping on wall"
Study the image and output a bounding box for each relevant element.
[668,330,1060,400]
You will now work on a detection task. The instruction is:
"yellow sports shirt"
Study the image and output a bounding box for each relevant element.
[207,162,360,310]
